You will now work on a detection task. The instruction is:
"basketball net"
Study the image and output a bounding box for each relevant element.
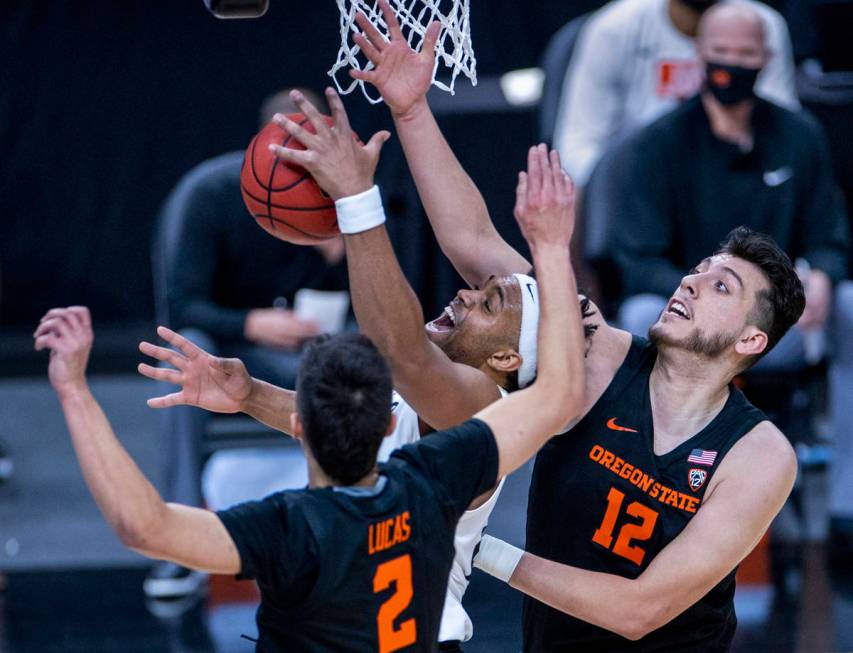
[330,0,477,104]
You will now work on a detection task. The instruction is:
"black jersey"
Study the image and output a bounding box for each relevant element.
[523,337,766,652]
[217,418,499,653]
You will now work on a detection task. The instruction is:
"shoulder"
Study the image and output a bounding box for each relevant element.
[179,151,244,190]
[389,419,495,471]
[618,98,696,154]
[760,101,828,152]
[162,151,243,214]
[716,420,797,491]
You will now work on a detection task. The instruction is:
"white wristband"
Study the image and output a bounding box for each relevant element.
[334,185,386,234]
[473,534,524,583]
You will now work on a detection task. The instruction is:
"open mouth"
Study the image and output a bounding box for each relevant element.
[426,304,458,333]
[666,299,691,320]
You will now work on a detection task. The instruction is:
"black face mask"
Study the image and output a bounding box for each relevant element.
[704,61,760,105]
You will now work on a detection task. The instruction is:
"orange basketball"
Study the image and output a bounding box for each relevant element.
[240,114,339,245]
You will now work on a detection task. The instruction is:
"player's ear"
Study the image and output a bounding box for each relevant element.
[486,348,522,375]
[290,412,304,440]
[383,414,398,438]
[734,326,768,358]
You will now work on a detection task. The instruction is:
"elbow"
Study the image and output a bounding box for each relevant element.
[548,384,584,433]
[114,511,163,553]
[116,520,148,550]
[616,602,666,641]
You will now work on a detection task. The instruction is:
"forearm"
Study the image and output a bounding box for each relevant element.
[343,222,430,367]
[510,553,647,640]
[479,246,584,476]
[57,385,167,545]
[242,378,296,435]
[531,245,583,404]
[394,101,530,286]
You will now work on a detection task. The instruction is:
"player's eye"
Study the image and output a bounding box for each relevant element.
[715,280,728,293]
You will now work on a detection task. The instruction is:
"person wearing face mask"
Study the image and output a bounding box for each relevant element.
[604,2,853,572]
[553,0,798,188]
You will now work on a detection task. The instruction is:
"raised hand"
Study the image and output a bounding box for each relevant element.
[138,326,252,413]
[34,306,94,394]
[269,88,390,201]
[350,0,440,118]
[513,144,576,251]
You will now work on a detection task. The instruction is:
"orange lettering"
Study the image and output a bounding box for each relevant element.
[589,444,605,462]
[374,555,416,652]
[601,451,615,468]
[400,512,411,540]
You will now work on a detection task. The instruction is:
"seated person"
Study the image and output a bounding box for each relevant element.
[554,0,798,187]
[149,88,348,599]
[604,4,852,564]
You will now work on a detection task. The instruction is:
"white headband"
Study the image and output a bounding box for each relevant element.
[513,273,540,388]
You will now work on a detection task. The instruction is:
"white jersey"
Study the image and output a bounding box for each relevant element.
[378,390,507,643]
[553,0,798,185]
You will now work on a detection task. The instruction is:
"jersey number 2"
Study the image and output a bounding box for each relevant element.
[373,554,416,653]
[592,486,658,565]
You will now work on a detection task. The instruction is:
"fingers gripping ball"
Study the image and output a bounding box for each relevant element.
[240,113,339,245]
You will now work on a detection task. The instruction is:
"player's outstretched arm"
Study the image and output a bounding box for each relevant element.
[35,308,241,575]
[350,0,530,288]
[138,326,297,434]
[475,147,585,478]
[270,88,503,430]
[477,423,797,640]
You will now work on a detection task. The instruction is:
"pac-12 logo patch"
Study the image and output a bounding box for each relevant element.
[688,468,708,492]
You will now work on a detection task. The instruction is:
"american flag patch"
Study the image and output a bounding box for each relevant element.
[687,448,717,466]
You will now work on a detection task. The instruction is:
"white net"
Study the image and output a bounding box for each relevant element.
[329,0,477,104]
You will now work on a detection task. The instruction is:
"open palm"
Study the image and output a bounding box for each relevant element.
[351,0,439,116]
[138,327,251,413]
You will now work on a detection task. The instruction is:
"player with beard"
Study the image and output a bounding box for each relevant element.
[468,228,804,650]
[138,89,595,649]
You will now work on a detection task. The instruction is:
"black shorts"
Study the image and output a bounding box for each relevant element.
[438,641,463,652]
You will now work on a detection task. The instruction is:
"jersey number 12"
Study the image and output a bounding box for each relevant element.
[374,554,416,653]
[592,486,659,565]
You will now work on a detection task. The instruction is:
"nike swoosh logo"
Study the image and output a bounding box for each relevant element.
[763,167,793,187]
[607,418,638,433]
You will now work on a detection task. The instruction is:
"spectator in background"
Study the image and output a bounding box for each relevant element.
[146,89,349,601]
[553,0,799,188]
[604,3,852,566]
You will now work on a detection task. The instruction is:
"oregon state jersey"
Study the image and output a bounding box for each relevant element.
[218,418,498,653]
[379,391,507,643]
[523,337,766,652]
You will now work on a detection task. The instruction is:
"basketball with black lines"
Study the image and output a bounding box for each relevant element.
[240,113,339,245]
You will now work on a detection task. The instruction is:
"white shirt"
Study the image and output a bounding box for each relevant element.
[553,0,799,185]
[378,390,507,643]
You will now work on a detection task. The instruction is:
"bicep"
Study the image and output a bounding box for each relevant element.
[391,341,503,431]
[132,504,241,575]
[637,460,795,626]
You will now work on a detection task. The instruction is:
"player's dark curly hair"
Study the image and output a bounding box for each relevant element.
[716,226,805,368]
[296,333,393,486]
